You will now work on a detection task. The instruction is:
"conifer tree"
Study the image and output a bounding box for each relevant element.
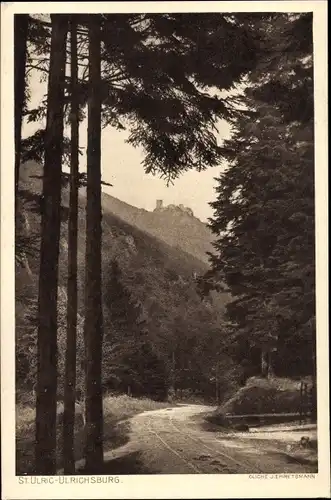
[23,13,260,180]
[84,15,103,472]
[63,16,80,474]
[14,14,29,214]
[206,14,315,392]
[103,259,162,397]
[35,14,68,475]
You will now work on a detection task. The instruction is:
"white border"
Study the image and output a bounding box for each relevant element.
[1,2,329,499]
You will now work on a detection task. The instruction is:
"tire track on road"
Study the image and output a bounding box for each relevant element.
[146,417,203,473]
[168,412,314,474]
[146,414,237,474]
[168,413,263,474]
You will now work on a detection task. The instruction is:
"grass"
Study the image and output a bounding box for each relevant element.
[102,394,172,419]
[16,393,173,475]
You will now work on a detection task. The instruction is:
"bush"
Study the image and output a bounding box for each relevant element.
[220,376,311,415]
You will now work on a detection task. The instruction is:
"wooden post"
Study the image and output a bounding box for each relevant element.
[299,381,303,424]
[311,347,317,423]
[261,349,268,377]
[267,350,275,379]
[171,351,176,393]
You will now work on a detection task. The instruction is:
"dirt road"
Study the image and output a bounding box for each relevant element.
[92,404,317,475]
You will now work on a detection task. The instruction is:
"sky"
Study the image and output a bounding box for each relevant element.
[23,69,233,223]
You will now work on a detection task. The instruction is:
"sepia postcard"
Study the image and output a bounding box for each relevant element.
[1,1,329,498]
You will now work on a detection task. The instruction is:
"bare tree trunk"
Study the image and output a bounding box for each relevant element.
[35,15,68,475]
[63,17,79,475]
[14,14,29,216]
[84,16,104,472]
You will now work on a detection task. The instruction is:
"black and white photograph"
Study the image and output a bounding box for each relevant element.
[1,1,329,498]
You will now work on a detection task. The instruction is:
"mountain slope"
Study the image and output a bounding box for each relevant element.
[16,162,229,397]
[101,192,214,264]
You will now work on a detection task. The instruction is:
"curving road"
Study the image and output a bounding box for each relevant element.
[100,404,317,475]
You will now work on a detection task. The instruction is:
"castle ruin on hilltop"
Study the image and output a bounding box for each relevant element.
[154,199,194,217]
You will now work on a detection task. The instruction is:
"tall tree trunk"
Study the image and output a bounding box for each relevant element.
[14,14,29,217]
[84,16,104,472]
[35,15,68,475]
[63,17,79,475]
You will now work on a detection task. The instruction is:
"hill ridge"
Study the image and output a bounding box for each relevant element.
[101,191,214,264]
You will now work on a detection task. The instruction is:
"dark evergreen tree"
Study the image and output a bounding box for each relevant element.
[105,259,144,338]
[14,14,29,214]
[103,259,168,399]
[84,15,104,472]
[206,14,315,396]
[35,14,68,475]
[22,13,260,180]
[63,17,80,475]
[128,341,169,402]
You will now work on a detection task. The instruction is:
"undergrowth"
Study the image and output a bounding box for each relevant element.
[16,393,173,475]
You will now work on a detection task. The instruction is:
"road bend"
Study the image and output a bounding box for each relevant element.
[101,404,317,474]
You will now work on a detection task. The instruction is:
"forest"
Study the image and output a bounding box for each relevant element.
[14,12,315,475]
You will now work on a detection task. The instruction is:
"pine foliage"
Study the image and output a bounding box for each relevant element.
[207,14,315,377]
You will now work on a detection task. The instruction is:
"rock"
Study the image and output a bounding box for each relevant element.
[299,436,311,448]
[233,423,249,432]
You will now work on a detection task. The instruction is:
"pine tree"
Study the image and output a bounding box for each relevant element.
[129,340,169,401]
[103,259,150,395]
[103,259,169,400]
[105,259,144,336]
[98,13,260,181]
[63,16,80,474]
[23,14,260,180]
[84,15,104,472]
[35,14,68,475]
[14,14,29,216]
[206,14,314,387]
